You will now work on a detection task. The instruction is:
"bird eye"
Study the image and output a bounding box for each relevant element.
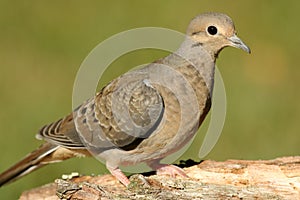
[207,26,218,35]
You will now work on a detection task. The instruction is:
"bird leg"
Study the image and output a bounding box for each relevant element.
[106,166,130,186]
[148,161,189,178]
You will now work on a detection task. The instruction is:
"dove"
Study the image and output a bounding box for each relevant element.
[0,12,250,187]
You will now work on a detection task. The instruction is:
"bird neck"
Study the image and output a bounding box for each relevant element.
[174,37,216,95]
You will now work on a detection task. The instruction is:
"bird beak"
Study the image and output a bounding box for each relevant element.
[228,34,251,54]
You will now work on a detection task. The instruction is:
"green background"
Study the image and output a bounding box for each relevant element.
[0,1,299,199]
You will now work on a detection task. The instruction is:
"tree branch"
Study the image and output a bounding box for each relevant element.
[19,156,300,200]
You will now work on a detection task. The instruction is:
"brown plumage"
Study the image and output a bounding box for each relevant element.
[0,12,250,187]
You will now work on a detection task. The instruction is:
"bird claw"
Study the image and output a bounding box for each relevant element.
[156,164,189,178]
[107,167,130,186]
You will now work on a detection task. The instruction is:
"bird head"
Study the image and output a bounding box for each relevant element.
[187,12,251,57]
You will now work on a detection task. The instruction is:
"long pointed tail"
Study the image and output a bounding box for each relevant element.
[0,143,59,187]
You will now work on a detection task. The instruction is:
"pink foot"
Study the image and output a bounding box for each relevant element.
[151,163,189,178]
[107,167,130,186]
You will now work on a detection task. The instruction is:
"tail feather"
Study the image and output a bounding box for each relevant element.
[0,143,59,187]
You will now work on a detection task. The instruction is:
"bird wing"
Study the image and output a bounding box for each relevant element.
[37,68,164,151]
[38,112,85,148]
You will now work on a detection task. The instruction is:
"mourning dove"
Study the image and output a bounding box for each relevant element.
[0,12,250,187]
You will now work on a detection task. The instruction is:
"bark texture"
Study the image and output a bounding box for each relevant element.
[19,156,300,200]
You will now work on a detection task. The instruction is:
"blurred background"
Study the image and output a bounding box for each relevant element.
[0,0,299,198]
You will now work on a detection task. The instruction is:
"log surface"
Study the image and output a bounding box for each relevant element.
[19,156,300,200]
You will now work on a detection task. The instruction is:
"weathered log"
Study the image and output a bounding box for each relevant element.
[19,156,300,200]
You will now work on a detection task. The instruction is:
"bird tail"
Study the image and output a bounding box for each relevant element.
[0,143,59,187]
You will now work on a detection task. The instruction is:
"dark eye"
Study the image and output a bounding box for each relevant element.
[207,26,218,35]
